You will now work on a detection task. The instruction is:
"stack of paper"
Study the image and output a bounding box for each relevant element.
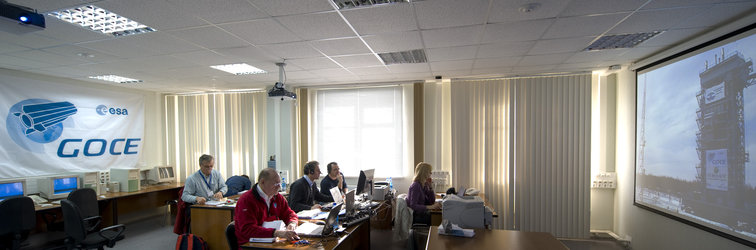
[294,222,323,236]
[438,224,475,238]
[262,220,285,231]
[296,209,321,219]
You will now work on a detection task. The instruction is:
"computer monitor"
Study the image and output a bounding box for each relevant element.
[0,178,26,202]
[355,169,374,197]
[38,175,79,200]
[147,166,175,184]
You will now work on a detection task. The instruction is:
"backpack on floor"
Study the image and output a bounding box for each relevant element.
[176,233,208,250]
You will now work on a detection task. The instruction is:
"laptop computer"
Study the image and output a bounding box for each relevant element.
[295,203,343,237]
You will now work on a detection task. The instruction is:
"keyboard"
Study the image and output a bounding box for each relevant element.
[341,211,371,228]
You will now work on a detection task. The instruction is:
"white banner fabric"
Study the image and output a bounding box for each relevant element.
[0,75,144,178]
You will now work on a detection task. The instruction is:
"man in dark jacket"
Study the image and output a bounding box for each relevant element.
[288,161,333,212]
[225,175,252,197]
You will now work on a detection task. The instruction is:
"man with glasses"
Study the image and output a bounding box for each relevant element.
[320,162,347,199]
[288,161,334,212]
[182,154,228,205]
[235,168,300,245]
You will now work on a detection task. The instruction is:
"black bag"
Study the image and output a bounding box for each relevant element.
[175,233,208,250]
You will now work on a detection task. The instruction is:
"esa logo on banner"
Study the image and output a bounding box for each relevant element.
[6,99,140,157]
[96,104,129,116]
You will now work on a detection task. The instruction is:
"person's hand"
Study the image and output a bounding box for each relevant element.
[427,202,442,210]
[274,230,300,241]
[311,204,322,210]
[337,173,344,189]
[213,191,223,200]
[286,222,298,231]
[196,197,207,205]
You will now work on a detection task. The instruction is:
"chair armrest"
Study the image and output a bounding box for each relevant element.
[98,224,126,248]
[83,216,102,232]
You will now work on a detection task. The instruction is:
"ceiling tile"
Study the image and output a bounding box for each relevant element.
[528,37,595,55]
[476,41,535,59]
[618,46,663,61]
[473,57,521,68]
[670,2,756,30]
[362,31,423,53]
[541,13,626,39]
[430,60,474,71]
[77,39,160,59]
[565,49,631,63]
[0,42,31,54]
[0,33,67,49]
[0,54,57,69]
[249,0,335,16]
[35,19,112,44]
[34,66,96,78]
[219,18,302,45]
[488,0,570,23]
[167,26,250,50]
[386,63,431,73]
[512,64,557,73]
[7,50,88,66]
[276,12,354,40]
[170,50,239,66]
[559,0,643,17]
[258,41,323,59]
[482,19,554,43]
[283,70,319,80]
[119,32,204,55]
[414,0,489,29]
[432,69,471,77]
[518,53,572,66]
[311,38,372,56]
[342,4,419,35]
[471,67,512,76]
[348,66,391,75]
[287,57,340,70]
[608,7,701,35]
[637,28,706,48]
[426,46,478,62]
[167,0,268,24]
[642,0,730,10]
[331,54,383,68]
[311,68,353,78]
[42,45,120,63]
[422,25,484,48]
[98,0,207,31]
[213,46,280,64]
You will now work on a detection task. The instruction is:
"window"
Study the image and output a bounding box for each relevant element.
[313,86,406,177]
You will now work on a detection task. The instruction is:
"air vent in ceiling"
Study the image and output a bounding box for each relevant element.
[332,0,419,10]
[378,49,427,65]
[584,31,662,51]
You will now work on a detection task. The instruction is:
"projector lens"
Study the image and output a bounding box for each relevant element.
[19,16,29,23]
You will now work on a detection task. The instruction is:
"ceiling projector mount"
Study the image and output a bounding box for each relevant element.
[268,62,296,101]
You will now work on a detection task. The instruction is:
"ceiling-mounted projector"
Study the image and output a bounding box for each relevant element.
[0,1,45,34]
[268,62,296,100]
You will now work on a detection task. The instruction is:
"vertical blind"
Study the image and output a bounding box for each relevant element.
[164,91,267,182]
[439,74,591,238]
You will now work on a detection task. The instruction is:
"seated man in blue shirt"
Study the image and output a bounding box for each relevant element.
[320,162,347,199]
[182,154,228,205]
[225,175,252,197]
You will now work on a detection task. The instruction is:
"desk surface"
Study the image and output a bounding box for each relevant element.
[34,182,184,211]
[241,218,369,250]
[426,226,568,250]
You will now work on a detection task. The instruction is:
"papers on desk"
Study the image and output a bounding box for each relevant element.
[295,222,323,236]
[438,224,475,238]
[262,220,285,231]
[205,200,224,205]
[296,209,345,220]
[249,237,275,243]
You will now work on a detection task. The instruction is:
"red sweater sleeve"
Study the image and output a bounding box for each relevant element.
[275,194,299,226]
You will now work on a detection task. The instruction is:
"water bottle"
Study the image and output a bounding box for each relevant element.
[281,177,286,191]
[388,177,393,190]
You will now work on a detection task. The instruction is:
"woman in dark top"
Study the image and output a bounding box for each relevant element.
[406,162,441,225]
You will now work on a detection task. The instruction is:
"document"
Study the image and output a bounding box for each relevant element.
[330,187,343,203]
[262,220,285,231]
[294,222,323,236]
[297,209,321,219]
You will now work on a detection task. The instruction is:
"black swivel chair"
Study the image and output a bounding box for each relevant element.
[67,188,101,233]
[225,221,237,250]
[61,199,125,250]
[0,197,36,250]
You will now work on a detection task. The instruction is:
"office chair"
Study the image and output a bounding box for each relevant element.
[0,197,36,250]
[67,188,101,232]
[225,221,237,250]
[61,199,125,250]
[395,194,429,250]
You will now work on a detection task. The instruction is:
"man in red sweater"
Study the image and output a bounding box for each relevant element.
[235,168,299,248]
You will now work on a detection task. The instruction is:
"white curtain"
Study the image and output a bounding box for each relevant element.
[428,74,591,238]
[164,91,267,182]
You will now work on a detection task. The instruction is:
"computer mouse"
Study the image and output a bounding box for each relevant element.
[315,221,326,225]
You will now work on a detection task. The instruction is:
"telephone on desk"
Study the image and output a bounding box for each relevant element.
[28,195,48,205]
[464,188,480,196]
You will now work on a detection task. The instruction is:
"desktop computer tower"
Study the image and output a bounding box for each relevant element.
[76,171,101,195]
[110,168,140,192]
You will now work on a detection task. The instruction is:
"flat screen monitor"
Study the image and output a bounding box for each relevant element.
[39,175,79,200]
[0,179,26,202]
[355,169,374,196]
[635,24,756,248]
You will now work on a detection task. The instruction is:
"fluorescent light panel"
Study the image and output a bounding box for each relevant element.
[210,63,266,75]
[332,0,417,10]
[88,75,142,83]
[48,5,156,37]
[584,31,662,51]
[378,49,427,65]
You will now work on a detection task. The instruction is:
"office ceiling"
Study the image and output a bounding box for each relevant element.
[0,0,754,93]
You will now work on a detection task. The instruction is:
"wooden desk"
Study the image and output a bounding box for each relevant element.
[429,193,497,226]
[33,182,183,231]
[241,219,370,250]
[426,226,568,250]
[190,198,238,250]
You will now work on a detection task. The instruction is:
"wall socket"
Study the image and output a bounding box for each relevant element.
[592,172,616,189]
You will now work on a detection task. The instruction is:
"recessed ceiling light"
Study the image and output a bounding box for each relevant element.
[584,31,663,51]
[331,0,420,10]
[88,75,142,83]
[48,5,156,37]
[519,3,541,13]
[210,63,267,75]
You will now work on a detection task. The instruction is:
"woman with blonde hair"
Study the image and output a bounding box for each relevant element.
[406,162,441,224]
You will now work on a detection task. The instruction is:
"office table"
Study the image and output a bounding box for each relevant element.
[426,226,568,250]
[428,193,497,226]
[241,218,370,250]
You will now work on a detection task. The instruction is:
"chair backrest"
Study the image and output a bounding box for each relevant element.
[67,188,99,219]
[0,196,36,249]
[61,199,87,242]
[225,221,237,250]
